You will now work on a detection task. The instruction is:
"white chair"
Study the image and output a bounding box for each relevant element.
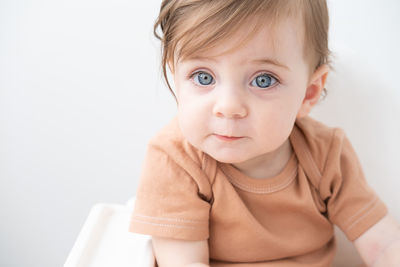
[64,198,155,267]
[64,46,399,267]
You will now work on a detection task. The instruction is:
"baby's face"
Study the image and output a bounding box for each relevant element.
[173,16,314,166]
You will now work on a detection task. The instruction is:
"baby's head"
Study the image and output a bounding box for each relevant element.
[155,0,330,94]
[153,0,331,166]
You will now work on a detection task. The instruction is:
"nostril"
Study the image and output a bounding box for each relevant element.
[212,92,248,118]
[213,108,247,119]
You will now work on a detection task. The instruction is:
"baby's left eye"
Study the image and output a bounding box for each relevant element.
[250,74,278,89]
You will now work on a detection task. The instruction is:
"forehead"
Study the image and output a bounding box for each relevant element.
[177,16,306,69]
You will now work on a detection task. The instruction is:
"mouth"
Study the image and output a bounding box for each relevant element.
[213,134,244,142]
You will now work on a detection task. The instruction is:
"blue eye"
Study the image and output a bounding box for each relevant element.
[251,73,278,89]
[193,71,214,86]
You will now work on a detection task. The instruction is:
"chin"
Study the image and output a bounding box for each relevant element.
[206,150,250,164]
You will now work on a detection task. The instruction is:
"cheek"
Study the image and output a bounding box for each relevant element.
[177,103,210,153]
[177,106,196,146]
[177,84,212,121]
[177,94,203,122]
[274,91,306,137]
[252,96,302,145]
[176,94,209,142]
[177,85,198,139]
[177,102,193,131]
[257,109,295,137]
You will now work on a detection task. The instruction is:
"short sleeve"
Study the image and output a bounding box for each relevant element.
[129,137,212,241]
[319,129,388,241]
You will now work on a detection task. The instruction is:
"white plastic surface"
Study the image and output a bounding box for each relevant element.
[64,202,155,267]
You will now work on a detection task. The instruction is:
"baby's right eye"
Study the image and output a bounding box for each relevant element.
[192,71,215,86]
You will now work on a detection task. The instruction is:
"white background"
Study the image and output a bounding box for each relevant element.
[1,0,399,266]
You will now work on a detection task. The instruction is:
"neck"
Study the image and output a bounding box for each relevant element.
[232,139,293,179]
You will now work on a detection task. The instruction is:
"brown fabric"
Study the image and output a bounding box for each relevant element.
[129,116,387,266]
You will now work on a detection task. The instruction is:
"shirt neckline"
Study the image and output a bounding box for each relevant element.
[219,152,298,194]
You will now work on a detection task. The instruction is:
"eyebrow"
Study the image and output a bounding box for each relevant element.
[184,56,218,63]
[184,56,290,71]
[251,58,290,71]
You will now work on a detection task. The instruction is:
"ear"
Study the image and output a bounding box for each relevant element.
[297,64,329,118]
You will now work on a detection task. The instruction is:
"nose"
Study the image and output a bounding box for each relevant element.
[212,86,248,119]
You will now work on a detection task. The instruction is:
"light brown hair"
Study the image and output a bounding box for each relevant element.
[154,0,331,97]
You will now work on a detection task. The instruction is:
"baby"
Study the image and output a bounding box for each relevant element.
[130,0,400,266]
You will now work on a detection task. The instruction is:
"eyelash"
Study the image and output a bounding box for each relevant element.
[250,72,279,89]
[189,70,215,86]
[188,70,280,90]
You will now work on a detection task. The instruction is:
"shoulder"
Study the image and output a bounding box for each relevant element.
[144,117,216,200]
[291,116,346,176]
[148,116,206,167]
[132,117,214,240]
[294,116,345,148]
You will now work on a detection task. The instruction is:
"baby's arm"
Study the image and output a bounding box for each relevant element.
[152,236,210,267]
[354,214,400,266]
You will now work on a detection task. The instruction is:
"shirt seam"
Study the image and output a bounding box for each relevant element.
[224,167,298,194]
[319,129,340,191]
[131,218,200,229]
[303,143,322,178]
[132,213,207,224]
[345,198,380,232]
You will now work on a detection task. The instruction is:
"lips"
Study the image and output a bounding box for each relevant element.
[213,134,243,141]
